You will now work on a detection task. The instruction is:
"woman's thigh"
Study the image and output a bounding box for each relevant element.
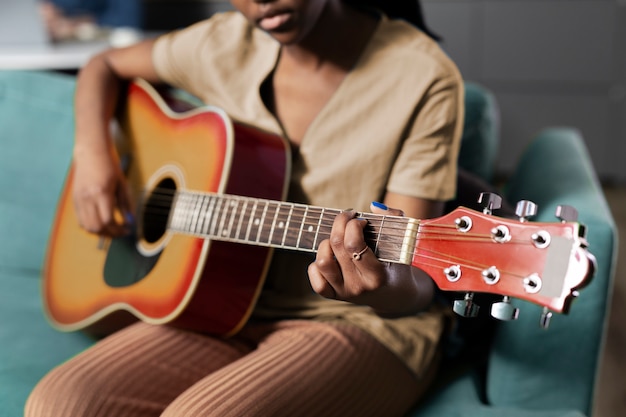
[163,321,422,417]
[25,322,251,417]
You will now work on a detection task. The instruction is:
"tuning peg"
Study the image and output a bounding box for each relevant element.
[540,307,553,329]
[556,205,578,222]
[453,293,480,318]
[490,296,519,321]
[515,200,537,222]
[478,192,502,215]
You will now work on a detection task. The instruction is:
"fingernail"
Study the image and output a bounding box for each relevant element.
[371,201,388,210]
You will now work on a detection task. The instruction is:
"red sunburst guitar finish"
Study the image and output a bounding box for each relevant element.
[43,79,290,336]
[44,80,596,337]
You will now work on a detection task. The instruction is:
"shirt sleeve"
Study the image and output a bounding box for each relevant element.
[151,19,216,96]
[386,72,464,201]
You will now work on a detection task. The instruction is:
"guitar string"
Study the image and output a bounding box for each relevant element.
[141,188,481,234]
[140,188,416,236]
[141,204,502,243]
[135,187,532,248]
[414,254,528,281]
[145,208,529,245]
[133,190,539,279]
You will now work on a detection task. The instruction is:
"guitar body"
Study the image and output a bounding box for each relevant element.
[43,80,290,336]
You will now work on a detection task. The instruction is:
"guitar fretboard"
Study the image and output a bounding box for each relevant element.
[168,191,419,264]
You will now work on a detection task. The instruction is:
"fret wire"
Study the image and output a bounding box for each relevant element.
[202,195,215,236]
[209,197,222,238]
[198,195,209,236]
[374,215,385,255]
[226,198,239,239]
[175,193,186,232]
[267,201,279,245]
[219,197,230,238]
[312,208,324,250]
[274,202,290,246]
[169,193,180,230]
[246,200,258,242]
[186,193,196,233]
[295,205,307,249]
[279,203,291,247]
[257,201,269,243]
[196,194,208,235]
[235,199,248,240]
[222,197,232,237]
[190,193,203,234]
[182,193,193,232]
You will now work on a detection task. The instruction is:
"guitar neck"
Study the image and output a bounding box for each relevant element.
[167,190,419,264]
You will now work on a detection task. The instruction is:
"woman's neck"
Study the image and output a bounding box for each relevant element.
[281,3,379,72]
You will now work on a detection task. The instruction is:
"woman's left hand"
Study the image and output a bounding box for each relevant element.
[308,203,433,316]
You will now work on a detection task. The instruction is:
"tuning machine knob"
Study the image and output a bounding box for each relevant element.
[478,192,502,215]
[540,307,553,329]
[515,200,537,222]
[453,293,480,318]
[490,296,519,321]
[556,205,578,222]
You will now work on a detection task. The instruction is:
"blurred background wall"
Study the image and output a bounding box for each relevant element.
[422,0,626,183]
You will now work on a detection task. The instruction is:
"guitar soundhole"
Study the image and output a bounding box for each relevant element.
[142,177,176,243]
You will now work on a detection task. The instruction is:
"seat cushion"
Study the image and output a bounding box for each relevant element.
[0,269,94,417]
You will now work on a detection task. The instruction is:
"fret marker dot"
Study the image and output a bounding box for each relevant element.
[279,222,285,229]
[308,226,314,233]
[254,219,260,226]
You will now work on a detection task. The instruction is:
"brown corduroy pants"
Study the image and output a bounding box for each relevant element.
[25,320,426,417]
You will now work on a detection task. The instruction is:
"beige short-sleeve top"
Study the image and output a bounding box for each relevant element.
[152,11,463,377]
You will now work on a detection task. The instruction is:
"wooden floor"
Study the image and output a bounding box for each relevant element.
[593,185,626,417]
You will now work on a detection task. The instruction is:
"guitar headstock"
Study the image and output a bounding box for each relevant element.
[413,194,596,328]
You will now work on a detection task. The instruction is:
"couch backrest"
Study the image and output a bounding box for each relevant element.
[459,82,500,183]
[0,70,75,272]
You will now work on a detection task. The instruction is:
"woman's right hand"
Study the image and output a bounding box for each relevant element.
[71,40,160,236]
[72,144,133,237]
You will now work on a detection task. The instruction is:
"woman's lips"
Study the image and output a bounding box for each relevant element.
[259,12,291,31]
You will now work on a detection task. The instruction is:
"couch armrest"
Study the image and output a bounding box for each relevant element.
[486,128,618,414]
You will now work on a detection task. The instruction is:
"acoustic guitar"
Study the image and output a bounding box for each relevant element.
[43,79,596,336]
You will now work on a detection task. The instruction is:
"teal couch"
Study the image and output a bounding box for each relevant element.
[0,70,617,417]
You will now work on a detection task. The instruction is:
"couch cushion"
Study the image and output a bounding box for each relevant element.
[411,373,586,417]
[0,70,75,272]
[0,269,94,417]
